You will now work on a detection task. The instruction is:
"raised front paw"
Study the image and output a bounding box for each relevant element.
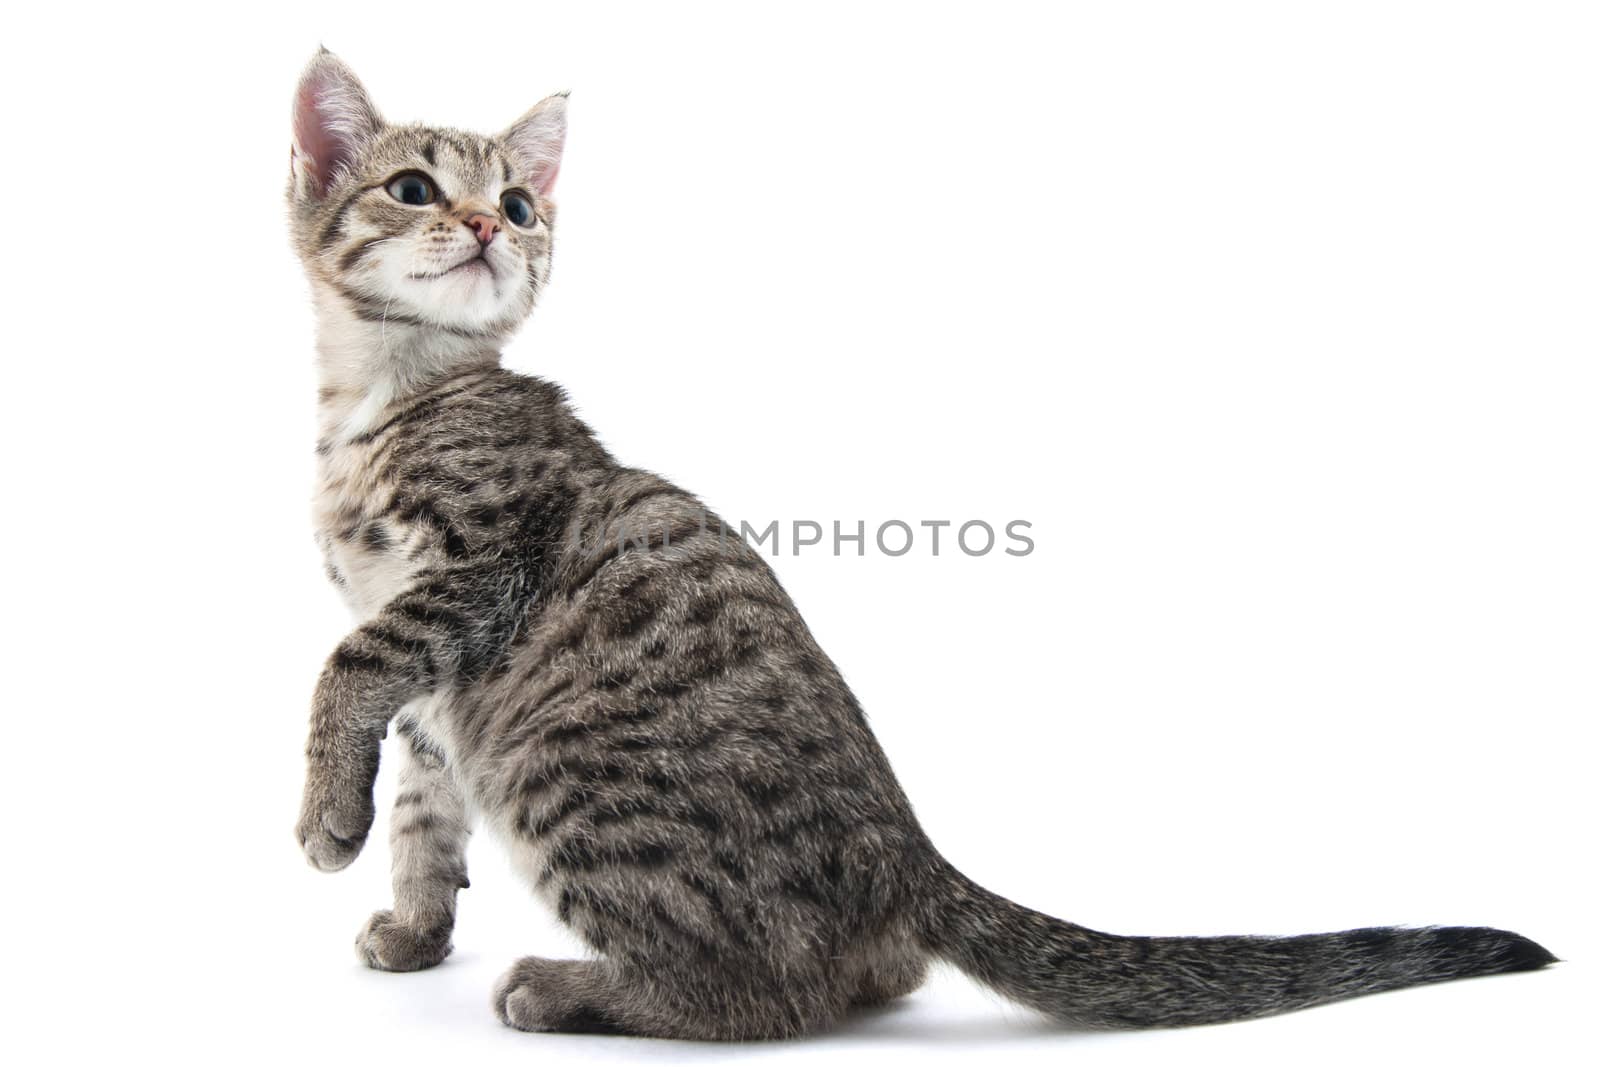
[295,777,375,872]
[357,909,454,972]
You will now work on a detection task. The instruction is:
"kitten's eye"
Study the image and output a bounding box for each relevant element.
[501,191,536,229]
[386,173,437,206]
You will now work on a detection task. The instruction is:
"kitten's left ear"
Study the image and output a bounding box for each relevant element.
[290,49,384,201]
[501,93,568,197]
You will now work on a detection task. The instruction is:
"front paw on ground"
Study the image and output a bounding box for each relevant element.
[356,909,453,972]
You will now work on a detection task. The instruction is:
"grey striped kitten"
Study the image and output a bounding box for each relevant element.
[287,49,1554,1040]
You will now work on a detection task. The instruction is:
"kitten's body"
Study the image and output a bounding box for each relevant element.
[288,51,1553,1040]
[314,362,932,1034]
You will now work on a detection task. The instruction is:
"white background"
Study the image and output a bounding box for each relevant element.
[3,2,1595,1064]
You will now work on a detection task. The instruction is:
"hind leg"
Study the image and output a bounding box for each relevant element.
[492,957,747,1039]
[492,955,838,1040]
[849,947,930,1008]
[493,958,635,1035]
[355,725,470,971]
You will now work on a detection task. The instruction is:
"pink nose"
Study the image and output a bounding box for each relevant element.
[465,213,500,246]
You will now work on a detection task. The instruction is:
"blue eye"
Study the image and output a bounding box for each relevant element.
[501,191,536,228]
[386,173,437,206]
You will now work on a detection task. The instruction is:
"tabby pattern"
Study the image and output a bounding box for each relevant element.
[287,50,1554,1039]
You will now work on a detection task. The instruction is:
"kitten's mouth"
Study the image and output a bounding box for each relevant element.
[410,254,494,281]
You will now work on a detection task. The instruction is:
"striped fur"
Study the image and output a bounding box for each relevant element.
[287,51,1554,1040]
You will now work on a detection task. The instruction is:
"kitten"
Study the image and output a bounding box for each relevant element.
[287,49,1554,1039]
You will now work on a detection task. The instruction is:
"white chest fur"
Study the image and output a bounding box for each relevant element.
[313,441,439,622]
[308,292,497,620]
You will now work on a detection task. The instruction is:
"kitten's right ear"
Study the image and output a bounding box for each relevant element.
[290,49,384,201]
[501,93,568,198]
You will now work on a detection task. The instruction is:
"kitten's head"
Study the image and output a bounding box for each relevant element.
[287,50,566,339]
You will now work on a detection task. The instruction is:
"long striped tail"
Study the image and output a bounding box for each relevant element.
[918,856,1555,1028]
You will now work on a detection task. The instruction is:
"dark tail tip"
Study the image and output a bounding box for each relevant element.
[1497,932,1559,972]
[1435,927,1559,976]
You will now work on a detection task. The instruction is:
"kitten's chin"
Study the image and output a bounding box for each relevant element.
[399,272,522,333]
[349,241,528,334]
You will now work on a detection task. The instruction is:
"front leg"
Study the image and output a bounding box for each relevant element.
[297,561,525,871]
[356,721,471,971]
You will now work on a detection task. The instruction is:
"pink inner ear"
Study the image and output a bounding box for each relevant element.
[534,159,562,198]
[506,99,567,199]
[293,79,353,194]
